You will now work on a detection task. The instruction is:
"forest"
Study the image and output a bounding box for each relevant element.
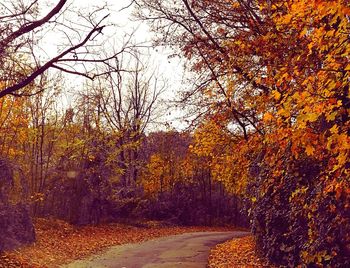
[0,0,349,267]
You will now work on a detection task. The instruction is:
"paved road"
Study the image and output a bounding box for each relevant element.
[62,231,249,268]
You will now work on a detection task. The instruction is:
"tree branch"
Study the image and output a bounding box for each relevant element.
[0,0,67,50]
[0,24,106,98]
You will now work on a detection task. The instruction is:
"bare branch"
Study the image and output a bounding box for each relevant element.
[0,0,67,50]
[0,22,105,98]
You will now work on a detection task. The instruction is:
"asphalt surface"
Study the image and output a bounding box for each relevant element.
[61,231,249,268]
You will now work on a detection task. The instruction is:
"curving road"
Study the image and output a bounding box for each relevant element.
[62,231,249,268]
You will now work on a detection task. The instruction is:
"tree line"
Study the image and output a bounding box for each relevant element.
[0,0,243,234]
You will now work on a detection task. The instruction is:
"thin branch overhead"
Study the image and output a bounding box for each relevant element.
[0,0,131,98]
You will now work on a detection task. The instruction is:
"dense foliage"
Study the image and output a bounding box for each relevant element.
[136,0,350,266]
[0,91,244,227]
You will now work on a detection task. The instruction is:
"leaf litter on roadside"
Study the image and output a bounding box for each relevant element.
[0,218,235,268]
[208,236,275,268]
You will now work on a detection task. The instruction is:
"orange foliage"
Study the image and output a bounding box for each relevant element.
[157,0,350,265]
[208,236,274,268]
[0,96,29,159]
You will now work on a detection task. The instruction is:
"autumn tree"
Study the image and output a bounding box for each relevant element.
[0,94,28,159]
[0,0,154,224]
[91,51,165,187]
[138,129,247,225]
[24,75,63,203]
[141,130,191,196]
[136,0,350,266]
[134,0,268,137]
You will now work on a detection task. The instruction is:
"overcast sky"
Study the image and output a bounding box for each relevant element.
[108,0,187,130]
[41,0,186,130]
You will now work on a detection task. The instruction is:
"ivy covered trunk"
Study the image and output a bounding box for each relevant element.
[248,152,350,267]
[0,158,35,251]
[0,204,35,251]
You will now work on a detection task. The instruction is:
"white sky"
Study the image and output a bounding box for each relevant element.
[109,0,188,130]
[40,0,187,130]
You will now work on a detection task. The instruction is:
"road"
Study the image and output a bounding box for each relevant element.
[61,231,249,268]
